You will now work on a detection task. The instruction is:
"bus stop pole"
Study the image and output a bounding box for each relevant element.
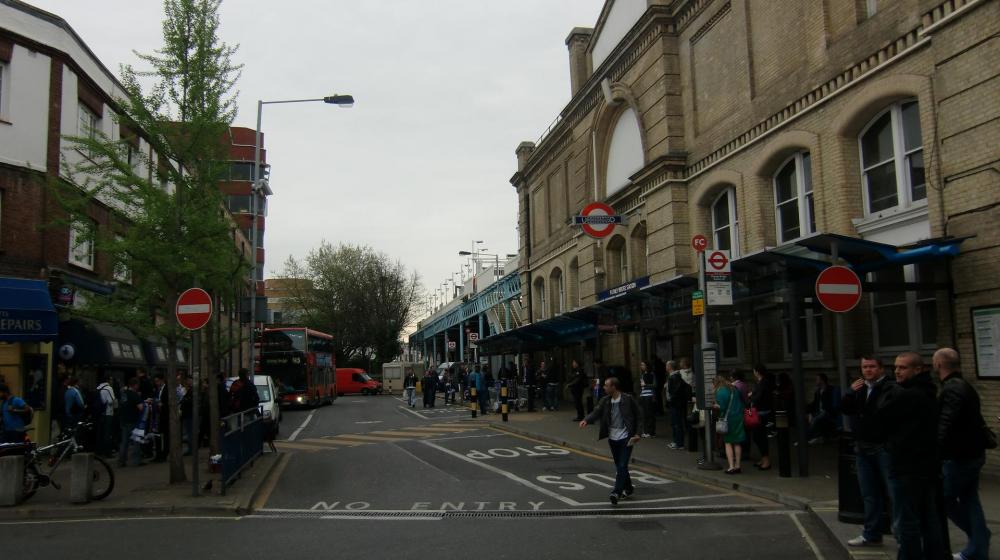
[697,250,720,470]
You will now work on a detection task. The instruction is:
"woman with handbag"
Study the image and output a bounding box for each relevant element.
[713,374,745,474]
[749,364,775,470]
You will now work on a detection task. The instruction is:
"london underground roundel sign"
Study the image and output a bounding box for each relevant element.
[176,288,213,330]
[815,266,862,313]
[574,202,622,239]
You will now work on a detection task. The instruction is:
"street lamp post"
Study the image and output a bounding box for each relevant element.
[247,94,353,375]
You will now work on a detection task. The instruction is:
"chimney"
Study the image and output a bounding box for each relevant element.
[516,141,536,172]
[565,27,594,97]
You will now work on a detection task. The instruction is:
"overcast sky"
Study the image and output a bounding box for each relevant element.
[28,0,606,320]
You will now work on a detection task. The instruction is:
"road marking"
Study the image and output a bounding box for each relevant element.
[420,439,580,506]
[426,433,505,442]
[331,433,409,442]
[0,516,242,526]
[252,452,291,511]
[399,406,428,419]
[572,493,735,506]
[391,441,463,482]
[317,436,367,446]
[288,409,316,442]
[355,420,383,425]
[369,430,440,438]
[275,441,329,452]
[789,512,826,560]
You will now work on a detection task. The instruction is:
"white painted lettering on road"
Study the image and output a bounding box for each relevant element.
[311,501,370,511]
[406,501,545,511]
[465,445,571,460]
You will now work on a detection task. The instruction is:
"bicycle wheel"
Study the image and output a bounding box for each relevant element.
[90,456,115,501]
[22,463,40,501]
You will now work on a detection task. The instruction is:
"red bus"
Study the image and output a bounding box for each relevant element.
[259,327,336,407]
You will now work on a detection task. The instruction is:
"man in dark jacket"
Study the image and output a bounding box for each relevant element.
[878,352,947,560]
[422,369,437,409]
[568,359,589,422]
[666,360,692,450]
[580,377,642,505]
[522,357,536,412]
[934,348,991,560]
[841,356,893,548]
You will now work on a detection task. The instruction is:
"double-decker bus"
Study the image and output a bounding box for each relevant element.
[258,327,336,407]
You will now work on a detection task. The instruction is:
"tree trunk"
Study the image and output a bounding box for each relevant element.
[165,333,187,483]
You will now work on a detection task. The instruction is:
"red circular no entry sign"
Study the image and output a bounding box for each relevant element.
[815,266,862,313]
[176,288,213,330]
[578,202,619,239]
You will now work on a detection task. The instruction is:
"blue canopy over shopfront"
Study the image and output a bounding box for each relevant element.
[0,277,58,342]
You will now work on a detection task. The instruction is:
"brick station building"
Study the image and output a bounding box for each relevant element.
[494,0,999,471]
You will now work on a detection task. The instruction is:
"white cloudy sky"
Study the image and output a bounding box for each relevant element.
[28,0,605,318]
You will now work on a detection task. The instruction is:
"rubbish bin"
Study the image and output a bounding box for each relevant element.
[838,433,865,524]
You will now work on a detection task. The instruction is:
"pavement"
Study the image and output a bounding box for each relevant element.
[483,405,1000,560]
[0,447,282,520]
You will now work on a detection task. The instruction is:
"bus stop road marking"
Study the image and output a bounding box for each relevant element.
[331,434,409,443]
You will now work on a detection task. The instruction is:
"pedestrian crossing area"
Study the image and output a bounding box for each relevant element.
[275,422,487,453]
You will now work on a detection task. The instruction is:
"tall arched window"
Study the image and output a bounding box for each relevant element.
[605,109,644,197]
[774,152,816,243]
[568,257,580,309]
[859,100,925,214]
[549,268,565,316]
[711,188,740,256]
[605,236,627,287]
[533,277,546,321]
[630,222,648,278]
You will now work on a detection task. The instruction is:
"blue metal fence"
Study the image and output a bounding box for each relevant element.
[219,409,263,494]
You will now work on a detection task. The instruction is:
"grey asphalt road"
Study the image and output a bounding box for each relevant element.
[2,395,847,559]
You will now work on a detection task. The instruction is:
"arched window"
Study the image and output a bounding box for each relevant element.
[630,222,647,278]
[605,109,644,197]
[568,257,580,309]
[533,277,546,321]
[549,268,565,316]
[711,188,740,256]
[605,236,627,287]
[774,152,816,243]
[859,100,925,214]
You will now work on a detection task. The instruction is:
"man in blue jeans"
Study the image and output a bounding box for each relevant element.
[580,377,641,504]
[935,348,991,560]
[841,356,893,548]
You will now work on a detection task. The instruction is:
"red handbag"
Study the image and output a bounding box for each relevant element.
[744,407,761,430]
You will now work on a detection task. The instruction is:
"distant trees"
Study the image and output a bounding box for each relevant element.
[280,243,422,370]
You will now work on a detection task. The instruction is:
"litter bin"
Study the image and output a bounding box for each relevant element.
[838,433,865,523]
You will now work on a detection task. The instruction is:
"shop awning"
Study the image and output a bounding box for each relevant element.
[0,278,58,342]
[142,335,190,367]
[58,318,147,368]
[767,233,968,273]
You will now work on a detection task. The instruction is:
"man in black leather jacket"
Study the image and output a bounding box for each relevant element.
[878,351,947,560]
[935,348,991,560]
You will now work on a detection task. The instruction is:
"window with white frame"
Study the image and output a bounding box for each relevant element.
[68,219,95,270]
[860,100,925,215]
[774,152,816,243]
[113,235,131,284]
[871,263,938,351]
[711,187,740,256]
[712,321,743,361]
[605,236,627,287]
[865,0,878,18]
[783,307,825,358]
[78,102,99,139]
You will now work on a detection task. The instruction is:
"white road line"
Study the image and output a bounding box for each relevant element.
[288,409,316,442]
[789,511,826,560]
[425,433,504,442]
[399,405,428,420]
[421,439,580,506]
[572,492,737,507]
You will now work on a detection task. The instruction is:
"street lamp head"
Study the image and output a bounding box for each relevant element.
[458,251,472,256]
[323,94,355,107]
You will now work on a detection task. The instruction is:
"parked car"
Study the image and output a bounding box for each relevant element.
[335,368,383,396]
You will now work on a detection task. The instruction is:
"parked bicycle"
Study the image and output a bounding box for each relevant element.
[0,422,114,502]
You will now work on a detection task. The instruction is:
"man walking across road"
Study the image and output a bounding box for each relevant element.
[580,377,642,505]
[935,348,991,560]
[841,356,893,548]
[878,351,948,560]
[403,368,418,408]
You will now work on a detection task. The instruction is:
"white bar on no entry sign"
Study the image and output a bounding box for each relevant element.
[178,304,210,314]
[818,284,860,295]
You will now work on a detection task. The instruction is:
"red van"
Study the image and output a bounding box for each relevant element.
[335,368,383,396]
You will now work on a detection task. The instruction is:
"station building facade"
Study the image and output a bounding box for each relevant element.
[505,0,999,469]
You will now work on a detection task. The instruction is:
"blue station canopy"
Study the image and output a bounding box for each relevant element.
[0,278,58,342]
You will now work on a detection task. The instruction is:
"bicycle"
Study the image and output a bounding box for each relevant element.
[0,422,115,502]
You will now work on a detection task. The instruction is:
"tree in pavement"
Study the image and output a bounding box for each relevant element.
[55,0,243,483]
[280,243,423,371]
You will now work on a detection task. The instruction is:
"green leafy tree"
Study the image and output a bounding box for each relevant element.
[280,243,423,371]
[57,0,243,483]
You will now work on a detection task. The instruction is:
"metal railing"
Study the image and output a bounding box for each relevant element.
[219,409,263,494]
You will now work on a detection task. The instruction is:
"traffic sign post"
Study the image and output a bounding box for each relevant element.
[705,250,733,306]
[815,266,862,313]
[574,202,623,239]
[692,290,705,316]
[692,235,708,253]
[694,239,721,471]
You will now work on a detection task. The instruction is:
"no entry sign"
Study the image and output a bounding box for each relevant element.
[176,288,212,330]
[815,266,862,313]
[574,202,622,239]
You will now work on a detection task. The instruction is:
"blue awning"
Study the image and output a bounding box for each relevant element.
[0,278,58,342]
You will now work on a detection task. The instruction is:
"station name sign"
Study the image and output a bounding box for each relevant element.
[598,276,650,302]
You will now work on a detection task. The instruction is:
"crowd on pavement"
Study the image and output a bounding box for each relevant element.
[0,367,261,469]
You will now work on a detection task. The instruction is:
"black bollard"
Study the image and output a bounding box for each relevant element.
[776,410,791,478]
[500,385,509,422]
[470,388,478,419]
